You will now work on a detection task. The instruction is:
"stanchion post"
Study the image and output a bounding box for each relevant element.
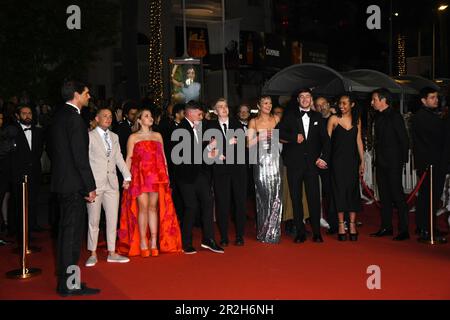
[6,175,41,279]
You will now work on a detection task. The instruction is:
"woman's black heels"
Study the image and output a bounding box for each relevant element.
[338,222,347,241]
[349,222,359,241]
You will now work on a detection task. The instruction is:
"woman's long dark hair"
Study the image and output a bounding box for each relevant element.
[336,93,360,127]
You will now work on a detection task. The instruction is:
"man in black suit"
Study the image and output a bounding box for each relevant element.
[314,96,338,234]
[161,103,185,223]
[172,101,224,254]
[207,98,247,246]
[278,88,331,243]
[5,105,44,242]
[370,88,410,241]
[412,87,449,242]
[50,80,99,296]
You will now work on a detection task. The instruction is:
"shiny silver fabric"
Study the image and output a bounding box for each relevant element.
[254,141,283,243]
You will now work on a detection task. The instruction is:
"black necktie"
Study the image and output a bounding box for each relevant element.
[222,123,227,133]
[23,127,32,131]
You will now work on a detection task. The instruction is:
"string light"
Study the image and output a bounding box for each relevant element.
[149,0,163,106]
[397,34,406,76]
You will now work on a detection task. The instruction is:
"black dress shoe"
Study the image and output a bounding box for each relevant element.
[294,234,306,243]
[234,237,244,246]
[220,239,229,247]
[393,232,410,241]
[57,285,100,297]
[312,234,324,243]
[201,239,224,253]
[370,228,393,237]
[183,246,197,254]
[418,232,448,244]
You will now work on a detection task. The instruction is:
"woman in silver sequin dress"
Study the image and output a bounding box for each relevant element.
[248,96,283,243]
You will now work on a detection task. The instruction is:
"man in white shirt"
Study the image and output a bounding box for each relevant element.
[85,108,132,266]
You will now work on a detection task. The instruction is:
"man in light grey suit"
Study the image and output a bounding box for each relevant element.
[85,107,132,266]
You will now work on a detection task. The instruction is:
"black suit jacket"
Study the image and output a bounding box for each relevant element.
[443,116,450,173]
[374,107,409,169]
[114,120,132,160]
[206,118,247,175]
[5,122,44,184]
[162,120,182,171]
[278,108,331,169]
[49,104,96,195]
[411,107,447,172]
[172,118,211,183]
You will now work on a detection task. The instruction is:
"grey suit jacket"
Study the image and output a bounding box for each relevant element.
[88,129,131,191]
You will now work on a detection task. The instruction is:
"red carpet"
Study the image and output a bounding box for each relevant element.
[1,204,450,300]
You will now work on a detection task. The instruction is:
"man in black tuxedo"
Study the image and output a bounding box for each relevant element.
[370,88,410,241]
[172,101,224,254]
[278,88,330,243]
[207,98,247,246]
[50,80,99,296]
[5,105,44,241]
[412,87,449,242]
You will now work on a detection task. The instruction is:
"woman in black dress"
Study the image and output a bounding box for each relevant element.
[327,94,364,241]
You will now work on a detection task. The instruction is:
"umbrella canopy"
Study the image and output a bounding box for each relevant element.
[344,69,417,95]
[394,75,440,92]
[262,63,419,97]
[262,63,353,96]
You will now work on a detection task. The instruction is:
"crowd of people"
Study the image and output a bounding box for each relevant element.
[0,80,449,296]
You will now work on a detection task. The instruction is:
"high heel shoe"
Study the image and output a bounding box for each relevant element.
[141,249,150,257]
[338,222,347,241]
[349,222,359,241]
[151,248,159,257]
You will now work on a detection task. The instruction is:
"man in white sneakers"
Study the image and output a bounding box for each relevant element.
[86,107,131,266]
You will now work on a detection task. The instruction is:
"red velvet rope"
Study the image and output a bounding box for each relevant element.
[359,170,428,209]
[405,170,428,205]
[360,177,382,208]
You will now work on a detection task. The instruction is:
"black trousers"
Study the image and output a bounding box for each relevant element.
[177,171,215,248]
[376,166,409,233]
[56,192,87,290]
[415,167,446,231]
[319,168,337,230]
[0,172,7,226]
[287,165,321,236]
[213,167,247,241]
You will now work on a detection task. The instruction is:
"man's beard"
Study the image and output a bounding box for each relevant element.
[19,118,32,126]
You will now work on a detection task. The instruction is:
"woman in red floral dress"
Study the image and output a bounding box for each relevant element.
[118,108,182,257]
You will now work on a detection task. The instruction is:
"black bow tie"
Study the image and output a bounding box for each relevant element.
[300,110,311,117]
[23,127,32,131]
